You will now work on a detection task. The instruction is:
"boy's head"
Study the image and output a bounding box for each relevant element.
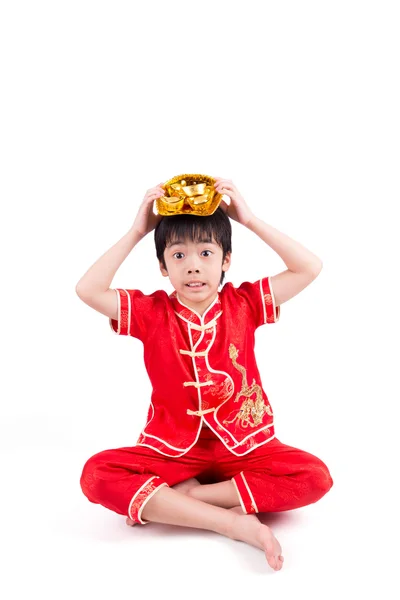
[154,207,232,310]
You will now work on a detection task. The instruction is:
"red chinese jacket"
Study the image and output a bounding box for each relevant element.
[110,277,280,457]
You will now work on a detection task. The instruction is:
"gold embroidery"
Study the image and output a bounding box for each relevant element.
[129,478,162,522]
[264,292,280,322]
[223,343,272,429]
[264,293,273,306]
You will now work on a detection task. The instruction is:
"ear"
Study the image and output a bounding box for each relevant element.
[159,260,169,277]
[222,252,232,272]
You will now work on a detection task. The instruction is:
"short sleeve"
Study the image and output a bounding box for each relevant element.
[235,277,280,329]
[109,288,164,342]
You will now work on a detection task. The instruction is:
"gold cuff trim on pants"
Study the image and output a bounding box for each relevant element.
[128,477,169,525]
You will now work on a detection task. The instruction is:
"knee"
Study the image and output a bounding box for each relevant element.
[80,453,105,502]
[309,458,334,500]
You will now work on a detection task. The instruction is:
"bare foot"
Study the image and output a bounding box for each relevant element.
[125,488,282,570]
[126,478,201,527]
[228,512,284,571]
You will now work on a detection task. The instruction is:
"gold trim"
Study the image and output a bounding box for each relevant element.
[231,476,247,514]
[128,476,157,521]
[137,482,169,524]
[240,472,259,512]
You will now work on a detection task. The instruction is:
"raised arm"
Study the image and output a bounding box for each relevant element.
[75,183,165,319]
[213,177,323,307]
[246,217,322,306]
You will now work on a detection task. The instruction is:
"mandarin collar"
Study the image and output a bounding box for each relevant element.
[169,289,222,327]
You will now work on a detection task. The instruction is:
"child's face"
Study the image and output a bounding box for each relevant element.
[159,235,231,314]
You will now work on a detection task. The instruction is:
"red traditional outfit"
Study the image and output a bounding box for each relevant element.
[80,277,333,523]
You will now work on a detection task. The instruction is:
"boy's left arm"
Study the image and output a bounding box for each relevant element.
[246,217,322,306]
[213,177,323,306]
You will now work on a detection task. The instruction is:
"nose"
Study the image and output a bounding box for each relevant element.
[186,253,201,273]
[187,261,201,274]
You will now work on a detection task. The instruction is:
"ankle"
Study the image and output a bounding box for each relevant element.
[224,510,239,540]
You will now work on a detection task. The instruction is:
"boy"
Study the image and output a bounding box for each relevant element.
[76,176,333,572]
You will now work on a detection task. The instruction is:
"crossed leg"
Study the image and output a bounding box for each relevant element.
[126,477,284,571]
[126,477,239,522]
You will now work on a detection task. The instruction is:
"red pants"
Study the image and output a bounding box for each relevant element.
[80,427,333,524]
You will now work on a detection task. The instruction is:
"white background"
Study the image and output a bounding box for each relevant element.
[1,0,399,597]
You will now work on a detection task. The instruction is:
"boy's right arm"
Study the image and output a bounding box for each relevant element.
[76,288,121,321]
[75,227,144,320]
[75,183,165,320]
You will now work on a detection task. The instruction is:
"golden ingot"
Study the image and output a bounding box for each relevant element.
[156,173,223,216]
[182,183,206,197]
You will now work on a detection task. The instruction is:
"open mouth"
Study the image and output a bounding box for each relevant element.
[186,283,206,288]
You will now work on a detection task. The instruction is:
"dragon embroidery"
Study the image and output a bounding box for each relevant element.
[223,343,272,428]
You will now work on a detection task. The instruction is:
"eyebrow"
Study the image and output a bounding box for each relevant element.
[167,238,215,248]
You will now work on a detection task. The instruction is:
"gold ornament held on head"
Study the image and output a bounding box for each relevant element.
[156,173,223,216]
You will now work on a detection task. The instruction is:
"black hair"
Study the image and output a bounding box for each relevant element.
[154,207,232,286]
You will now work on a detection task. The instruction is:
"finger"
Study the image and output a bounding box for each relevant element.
[143,192,162,205]
[218,189,233,198]
[213,177,231,183]
[215,183,234,191]
[214,178,232,184]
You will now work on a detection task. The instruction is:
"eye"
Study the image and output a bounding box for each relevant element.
[201,250,212,257]
[173,252,184,259]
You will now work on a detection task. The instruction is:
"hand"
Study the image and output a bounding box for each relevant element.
[132,183,165,237]
[213,177,255,227]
